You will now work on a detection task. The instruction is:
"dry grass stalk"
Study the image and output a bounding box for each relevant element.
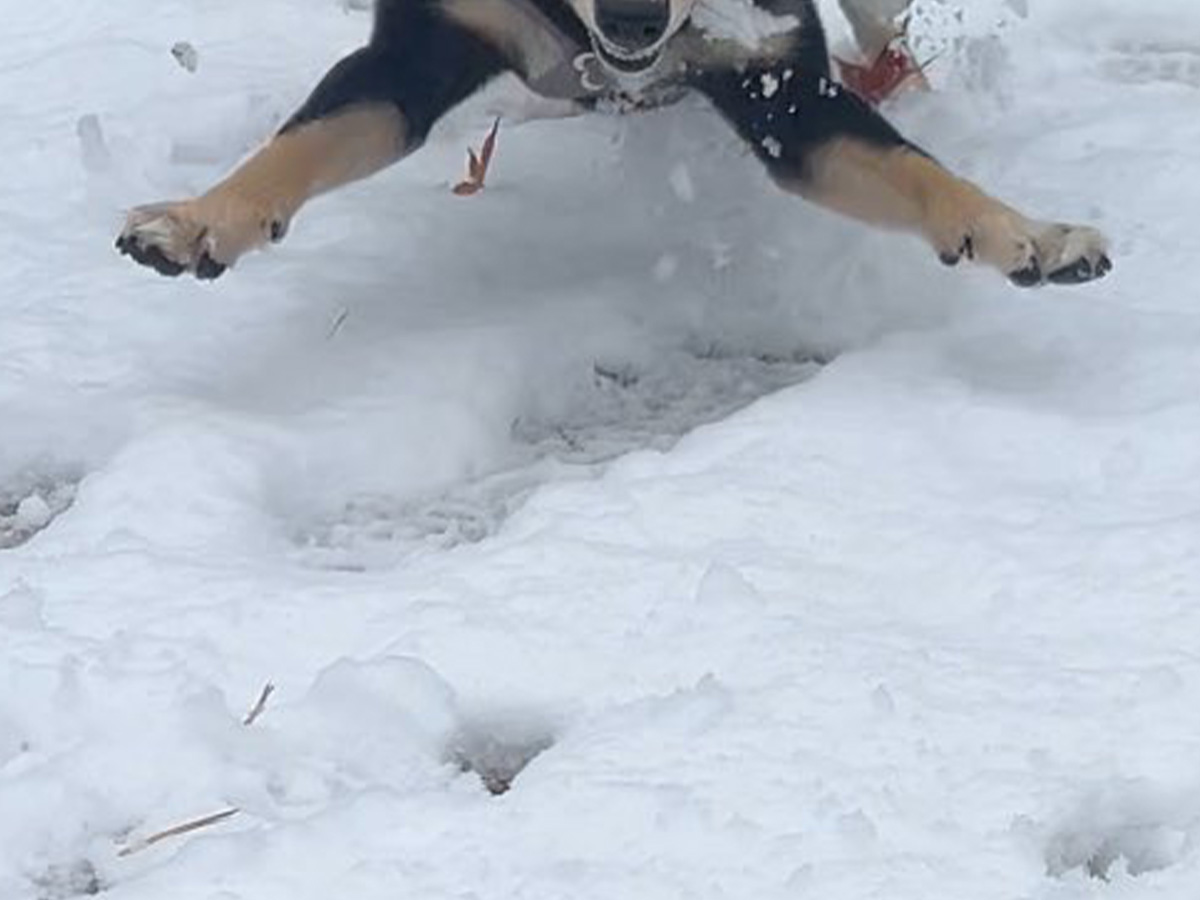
[117,807,240,858]
[242,682,276,726]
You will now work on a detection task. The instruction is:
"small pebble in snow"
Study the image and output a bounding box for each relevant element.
[171,41,199,73]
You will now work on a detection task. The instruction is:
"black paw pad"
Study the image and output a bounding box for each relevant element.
[195,253,227,281]
[1009,259,1043,288]
[939,235,974,267]
[115,235,186,278]
[1048,254,1112,285]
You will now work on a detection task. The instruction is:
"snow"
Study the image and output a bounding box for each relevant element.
[692,0,802,48]
[3,0,1200,899]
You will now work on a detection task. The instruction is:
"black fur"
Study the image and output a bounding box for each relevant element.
[280,0,912,186]
[689,65,915,184]
[282,1,507,144]
[115,0,1113,288]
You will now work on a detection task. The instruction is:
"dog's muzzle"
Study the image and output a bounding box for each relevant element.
[592,0,669,72]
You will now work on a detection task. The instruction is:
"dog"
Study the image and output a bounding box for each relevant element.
[116,0,1112,287]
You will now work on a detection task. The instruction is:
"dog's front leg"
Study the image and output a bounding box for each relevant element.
[118,17,508,279]
[692,67,1112,287]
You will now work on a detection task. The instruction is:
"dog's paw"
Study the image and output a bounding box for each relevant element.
[931,207,1108,289]
[933,202,1112,289]
[1013,222,1113,287]
[116,195,286,280]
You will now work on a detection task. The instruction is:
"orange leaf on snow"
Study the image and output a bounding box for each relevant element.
[453,117,502,197]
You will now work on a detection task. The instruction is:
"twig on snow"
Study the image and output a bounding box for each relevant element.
[117,807,240,858]
[242,682,276,726]
[326,307,350,340]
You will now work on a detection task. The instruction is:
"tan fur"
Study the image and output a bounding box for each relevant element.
[792,138,1109,277]
[119,104,404,271]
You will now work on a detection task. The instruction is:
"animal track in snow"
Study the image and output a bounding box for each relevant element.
[293,348,823,570]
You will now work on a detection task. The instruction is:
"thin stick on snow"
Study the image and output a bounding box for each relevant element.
[242,682,276,726]
[326,307,350,340]
[117,807,240,858]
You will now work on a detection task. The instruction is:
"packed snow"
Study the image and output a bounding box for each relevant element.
[3,1,1200,899]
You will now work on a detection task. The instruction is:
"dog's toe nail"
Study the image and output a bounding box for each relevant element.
[1009,259,1043,288]
[141,244,185,277]
[939,236,973,268]
[1047,254,1109,286]
[195,253,227,281]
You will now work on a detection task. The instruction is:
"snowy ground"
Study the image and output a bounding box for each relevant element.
[3,0,1200,898]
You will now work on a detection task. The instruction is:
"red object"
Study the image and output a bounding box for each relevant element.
[453,117,501,196]
[835,38,929,106]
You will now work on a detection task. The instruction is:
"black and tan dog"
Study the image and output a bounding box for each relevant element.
[116,0,1112,287]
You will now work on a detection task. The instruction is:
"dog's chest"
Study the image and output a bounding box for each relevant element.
[525,51,688,110]
[492,0,686,105]
[445,0,804,106]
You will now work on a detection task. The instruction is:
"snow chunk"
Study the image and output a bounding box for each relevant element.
[669,163,696,203]
[294,656,459,786]
[653,253,679,282]
[14,494,52,531]
[694,562,764,610]
[692,0,800,49]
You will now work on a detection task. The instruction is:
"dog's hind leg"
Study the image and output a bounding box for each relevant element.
[693,66,1112,287]
[118,12,508,279]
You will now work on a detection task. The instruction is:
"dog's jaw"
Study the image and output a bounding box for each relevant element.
[569,0,698,65]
